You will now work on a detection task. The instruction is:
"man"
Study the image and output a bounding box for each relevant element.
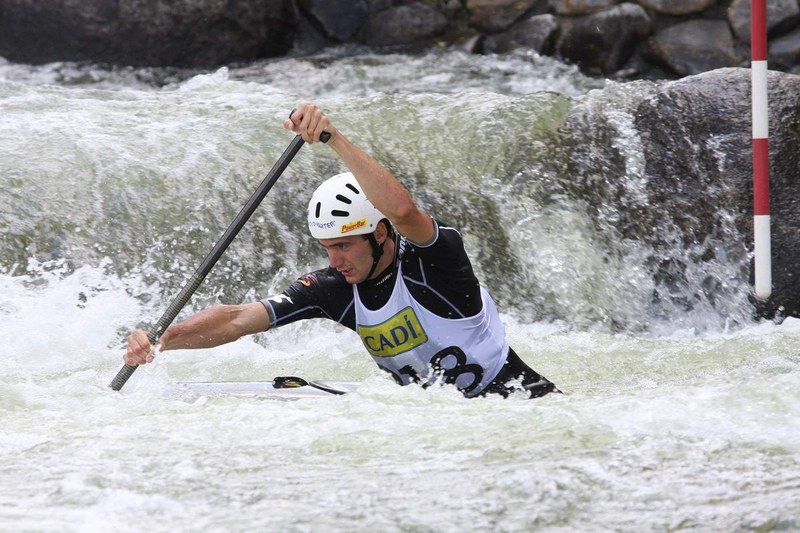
[124,103,558,398]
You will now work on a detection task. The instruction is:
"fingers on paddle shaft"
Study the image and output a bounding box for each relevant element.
[289,108,330,143]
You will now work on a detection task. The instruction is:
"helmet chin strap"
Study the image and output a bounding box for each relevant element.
[364,233,384,281]
[364,220,393,281]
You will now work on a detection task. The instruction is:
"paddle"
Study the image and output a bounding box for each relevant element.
[109,122,329,391]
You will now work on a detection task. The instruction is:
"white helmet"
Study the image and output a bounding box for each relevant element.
[307,172,386,239]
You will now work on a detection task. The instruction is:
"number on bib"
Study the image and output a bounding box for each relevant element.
[429,346,484,394]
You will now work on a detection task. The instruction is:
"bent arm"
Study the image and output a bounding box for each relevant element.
[329,132,434,244]
[286,103,435,245]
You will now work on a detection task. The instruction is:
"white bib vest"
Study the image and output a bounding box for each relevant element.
[354,263,508,397]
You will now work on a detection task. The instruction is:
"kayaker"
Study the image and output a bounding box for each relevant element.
[124,102,559,398]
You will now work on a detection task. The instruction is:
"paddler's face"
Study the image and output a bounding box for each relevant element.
[319,234,374,284]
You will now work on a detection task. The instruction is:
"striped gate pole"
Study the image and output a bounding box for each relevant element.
[751,0,771,299]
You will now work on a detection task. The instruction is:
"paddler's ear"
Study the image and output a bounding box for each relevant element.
[374,220,389,244]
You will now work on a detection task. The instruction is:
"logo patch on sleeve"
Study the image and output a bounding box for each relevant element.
[357,307,428,357]
[297,273,318,287]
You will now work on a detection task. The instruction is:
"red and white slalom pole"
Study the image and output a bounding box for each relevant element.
[751,0,771,299]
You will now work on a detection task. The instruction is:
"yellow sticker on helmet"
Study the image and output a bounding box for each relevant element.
[341,218,367,234]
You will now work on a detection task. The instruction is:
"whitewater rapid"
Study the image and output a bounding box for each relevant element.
[1,49,798,532]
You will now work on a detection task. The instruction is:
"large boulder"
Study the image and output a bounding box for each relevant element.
[0,0,297,67]
[482,13,559,54]
[467,0,542,33]
[628,69,800,318]
[643,20,743,77]
[553,68,800,320]
[727,0,800,44]
[770,28,800,72]
[299,0,369,42]
[557,3,652,75]
[365,3,448,47]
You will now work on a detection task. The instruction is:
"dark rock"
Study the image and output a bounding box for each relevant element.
[0,0,296,67]
[467,0,542,33]
[3,0,800,81]
[770,27,800,70]
[636,0,717,15]
[557,3,652,75]
[639,69,800,318]
[558,68,800,320]
[366,3,448,47]
[290,9,338,55]
[459,34,487,54]
[299,0,369,42]
[727,0,800,44]
[643,20,742,77]
[483,14,559,54]
[549,0,619,16]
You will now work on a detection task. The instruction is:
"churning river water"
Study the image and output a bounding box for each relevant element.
[0,49,798,532]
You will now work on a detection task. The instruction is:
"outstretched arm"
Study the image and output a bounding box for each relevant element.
[123,302,269,365]
[285,102,435,245]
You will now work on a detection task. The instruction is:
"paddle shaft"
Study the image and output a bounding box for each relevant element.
[109,134,310,391]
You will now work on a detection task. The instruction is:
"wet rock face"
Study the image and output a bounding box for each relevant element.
[0,0,297,67]
[629,70,800,318]
[550,68,800,319]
